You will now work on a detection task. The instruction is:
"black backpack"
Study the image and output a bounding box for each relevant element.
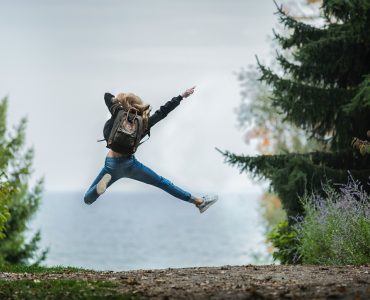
[99,107,149,155]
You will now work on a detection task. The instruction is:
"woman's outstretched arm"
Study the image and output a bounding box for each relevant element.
[147,86,196,129]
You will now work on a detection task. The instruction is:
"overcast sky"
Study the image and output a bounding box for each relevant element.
[0,0,277,195]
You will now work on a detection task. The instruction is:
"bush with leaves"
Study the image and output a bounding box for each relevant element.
[267,220,300,264]
[294,176,370,265]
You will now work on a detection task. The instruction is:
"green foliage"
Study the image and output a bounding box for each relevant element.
[352,131,370,156]
[267,220,300,264]
[0,97,46,265]
[0,183,11,240]
[0,98,12,240]
[294,180,370,265]
[360,145,370,155]
[353,138,370,156]
[344,75,370,114]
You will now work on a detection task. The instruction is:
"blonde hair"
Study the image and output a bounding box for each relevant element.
[114,92,151,131]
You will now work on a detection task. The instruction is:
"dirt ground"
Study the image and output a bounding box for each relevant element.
[1,264,369,299]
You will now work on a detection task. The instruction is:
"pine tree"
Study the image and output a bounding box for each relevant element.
[0,174,12,243]
[220,0,370,220]
[0,99,13,241]
[0,97,47,265]
[0,180,11,242]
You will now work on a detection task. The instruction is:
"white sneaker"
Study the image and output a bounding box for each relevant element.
[196,195,218,213]
[96,174,112,195]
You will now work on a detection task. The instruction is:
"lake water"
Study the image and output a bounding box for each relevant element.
[28,191,269,271]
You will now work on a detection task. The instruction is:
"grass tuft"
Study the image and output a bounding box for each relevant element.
[0,280,137,300]
[0,264,92,273]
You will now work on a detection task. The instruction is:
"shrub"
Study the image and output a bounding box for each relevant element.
[294,176,370,265]
[267,220,300,264]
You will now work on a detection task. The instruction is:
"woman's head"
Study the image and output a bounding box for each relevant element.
[114,92,151,130]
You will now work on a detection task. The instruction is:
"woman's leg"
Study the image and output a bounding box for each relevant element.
[127,157,195,203]
[84,160,119,205]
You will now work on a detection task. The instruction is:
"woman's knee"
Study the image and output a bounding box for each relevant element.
[84,191,96,205]
[84,195,92,205]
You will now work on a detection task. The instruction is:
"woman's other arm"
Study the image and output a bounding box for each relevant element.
[104,92,116,114]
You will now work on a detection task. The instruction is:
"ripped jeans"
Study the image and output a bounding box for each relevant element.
[84,155,194,205]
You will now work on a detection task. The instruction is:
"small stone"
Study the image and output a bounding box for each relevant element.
[264,276,273,281]
[126,277,139,285]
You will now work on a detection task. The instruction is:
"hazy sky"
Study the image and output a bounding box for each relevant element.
[0,0,277,195]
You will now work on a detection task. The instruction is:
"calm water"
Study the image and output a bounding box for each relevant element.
[28,191,268,271]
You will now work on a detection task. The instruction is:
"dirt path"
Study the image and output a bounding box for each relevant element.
[1,265,369,299]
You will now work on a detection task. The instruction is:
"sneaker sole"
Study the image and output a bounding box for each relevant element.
[199,197,218,214]
[96,174,112,195]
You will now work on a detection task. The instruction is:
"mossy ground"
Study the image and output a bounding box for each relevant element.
[0,265,137,300]
[0,279,137,300]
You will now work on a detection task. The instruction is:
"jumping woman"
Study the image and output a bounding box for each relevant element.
[84,86,218,213]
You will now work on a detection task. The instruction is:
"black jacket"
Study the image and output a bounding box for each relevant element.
[103,92,184,142]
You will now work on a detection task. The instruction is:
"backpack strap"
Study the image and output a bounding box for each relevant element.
[97,102,124,143]
[138,126,151,146]
[138,134,150,146]
[108,110,125,146]
[134,116,143,147]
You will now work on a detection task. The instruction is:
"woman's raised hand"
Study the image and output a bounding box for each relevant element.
[181,86,196,98]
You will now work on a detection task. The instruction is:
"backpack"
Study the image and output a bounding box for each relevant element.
[99,106,149,155]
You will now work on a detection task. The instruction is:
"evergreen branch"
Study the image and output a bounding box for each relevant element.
[294,32,370,88]
[257,64,355,140]
[343,75,370,113]
[215,147,226,156]
[219,149,370,217]
[272,0,325,50]
[259,63,353,95]
[273,25,325,50]
[275,53,338,87]
[323,0,370,22]
[221,149,370,173]
[298,32,360,56]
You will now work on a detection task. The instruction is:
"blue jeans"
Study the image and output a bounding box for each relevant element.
[84,155,193,205]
